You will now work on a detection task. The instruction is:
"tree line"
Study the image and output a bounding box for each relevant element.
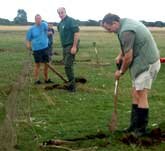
[0,9,165,27]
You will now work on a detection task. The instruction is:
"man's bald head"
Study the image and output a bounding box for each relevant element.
[57,7,67,20]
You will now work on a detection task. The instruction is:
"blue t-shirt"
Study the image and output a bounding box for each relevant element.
[26,22,48,51]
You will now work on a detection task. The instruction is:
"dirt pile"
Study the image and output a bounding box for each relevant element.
[45,77,87,90]
[121,127,165,147]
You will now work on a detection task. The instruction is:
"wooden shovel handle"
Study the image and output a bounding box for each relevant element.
[47,63,68,83]
[114,80,119,113]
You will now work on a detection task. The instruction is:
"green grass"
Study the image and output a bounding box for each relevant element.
[0,28,165,151]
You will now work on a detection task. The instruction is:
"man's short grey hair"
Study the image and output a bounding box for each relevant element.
[57,7,66,13]
[102,13,120,25]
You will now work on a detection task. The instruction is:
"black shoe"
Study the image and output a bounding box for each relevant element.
[45,79,54,84]
[34,80,42,85]
[68,88,76,92]
[67,85,76,92]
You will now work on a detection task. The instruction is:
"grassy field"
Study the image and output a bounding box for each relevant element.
[0,26,165,151]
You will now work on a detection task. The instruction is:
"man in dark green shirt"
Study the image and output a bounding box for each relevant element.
[102,13,161,136]
[57,7,79,92]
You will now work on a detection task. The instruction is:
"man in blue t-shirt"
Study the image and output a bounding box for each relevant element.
[26,14,53,84]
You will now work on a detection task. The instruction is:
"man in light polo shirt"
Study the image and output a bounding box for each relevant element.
[102,13,161,136]
[26,14,53,84]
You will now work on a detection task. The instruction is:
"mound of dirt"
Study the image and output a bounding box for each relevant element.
[75,77,87,84]
[120,127,165,147]
[45,77,87,90]
[45,83,68,90]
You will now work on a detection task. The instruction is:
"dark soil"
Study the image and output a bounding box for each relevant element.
[45,77,87,90]
[120,127,165,147]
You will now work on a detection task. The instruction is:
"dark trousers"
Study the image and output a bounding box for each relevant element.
[48,43,53,61]
[63,45,75,86]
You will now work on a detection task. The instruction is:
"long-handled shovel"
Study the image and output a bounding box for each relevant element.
[47,63,87,85]
[47,63,68,83]
[109,80,119,132]
[108,61,122,132]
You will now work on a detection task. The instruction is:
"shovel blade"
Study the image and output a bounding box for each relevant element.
[109,111,117,132]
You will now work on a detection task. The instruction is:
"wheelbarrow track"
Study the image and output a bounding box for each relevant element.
[0,59,31,151]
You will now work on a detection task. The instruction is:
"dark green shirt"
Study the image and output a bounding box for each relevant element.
[57,16,79,47]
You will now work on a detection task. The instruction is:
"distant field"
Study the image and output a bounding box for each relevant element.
[0,25,30,31]
[0,25,105,31]
[0,27,165,151]
[1,25,165,31]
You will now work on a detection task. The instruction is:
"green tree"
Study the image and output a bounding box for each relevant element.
[0,18,12,25]
[14,9,27,25]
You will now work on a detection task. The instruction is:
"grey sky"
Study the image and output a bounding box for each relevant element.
[0,0,164,22]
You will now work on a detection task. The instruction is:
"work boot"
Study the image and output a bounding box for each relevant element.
[135,108,149,137]
[67,84,76,92]
[124,104,138,133]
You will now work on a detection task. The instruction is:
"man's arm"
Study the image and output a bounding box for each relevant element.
[114,31,135,80]
[26,28,32,50]
[71,32,79,54]
[119,49,133,73]
[115,49,133,80]
[26,40,31,50]
[116,51,124,64]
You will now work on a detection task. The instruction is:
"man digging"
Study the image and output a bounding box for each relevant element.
[102,13,161,137]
